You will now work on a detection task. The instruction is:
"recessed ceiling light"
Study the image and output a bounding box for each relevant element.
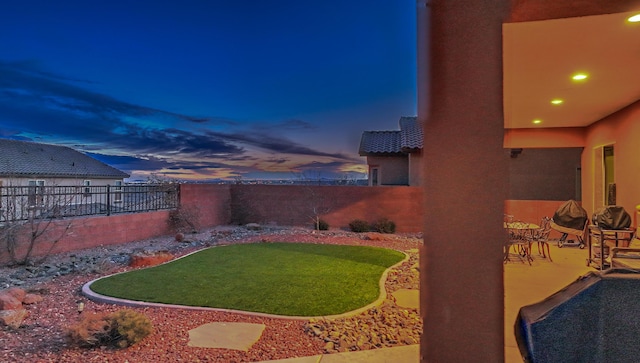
[572,73,588,81]
[551,99,564,105]
[628,14,640,22]
[532,119,542,125]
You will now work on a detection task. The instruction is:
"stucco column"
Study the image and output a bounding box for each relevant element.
[418,0,510,362]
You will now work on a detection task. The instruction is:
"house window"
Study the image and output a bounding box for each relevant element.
[28,180,45,206]
[83,180,91,197]
[114,180,123,202]
[371,167,379,186]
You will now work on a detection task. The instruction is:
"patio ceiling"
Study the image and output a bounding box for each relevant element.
[503,10,640,129]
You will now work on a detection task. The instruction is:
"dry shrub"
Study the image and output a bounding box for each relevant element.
[67,309,153,349]
[66,312,113,347]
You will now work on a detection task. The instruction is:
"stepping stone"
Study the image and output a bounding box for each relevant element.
[392,289,420,310]
[188,322,266,351]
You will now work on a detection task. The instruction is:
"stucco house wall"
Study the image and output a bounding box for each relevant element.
[582,100,640,217]
[408,150,423,187]
[366,155,409,186]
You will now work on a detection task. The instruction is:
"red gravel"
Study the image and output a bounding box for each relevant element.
[0,228,422,362]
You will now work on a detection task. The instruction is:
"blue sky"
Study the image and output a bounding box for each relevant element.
[0,1,416,181]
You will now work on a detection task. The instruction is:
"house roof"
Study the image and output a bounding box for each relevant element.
[399,116,423,151]
[359,116,422,156]
[359,131,402,155]
[0,139,130,179]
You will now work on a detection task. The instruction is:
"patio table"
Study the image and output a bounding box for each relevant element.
[504,222,540,264]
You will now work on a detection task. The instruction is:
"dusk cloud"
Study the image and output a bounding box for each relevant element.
[0,60,365,181]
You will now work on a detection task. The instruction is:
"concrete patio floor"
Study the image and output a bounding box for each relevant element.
[504,241,593,362]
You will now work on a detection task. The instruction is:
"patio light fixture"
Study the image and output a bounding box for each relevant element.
[532,119,542,124]
[572,73,589,81]
[628,14,640,22]
[550,99,564,105]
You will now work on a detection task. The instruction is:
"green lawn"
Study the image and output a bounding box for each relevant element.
[89,242,405,316]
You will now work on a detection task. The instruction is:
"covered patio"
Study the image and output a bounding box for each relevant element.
[504,240,592,362]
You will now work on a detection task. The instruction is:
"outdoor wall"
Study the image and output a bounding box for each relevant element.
[0,210,172,264]
[508,147,583,201]
[582,100,640,217]
[504,127,585,148]
[408,151,423,187]
[178,183,232,228]
[0,177,123,187]
[230,184,423,232]
[366,155,409,185]
[504,199,576,239]
[0,184,422,264]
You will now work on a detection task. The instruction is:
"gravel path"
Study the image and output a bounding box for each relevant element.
[0,226,422,362]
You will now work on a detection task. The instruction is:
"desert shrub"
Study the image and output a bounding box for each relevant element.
[110,309,154,348]
[371,218,396,234]
[315,219,329,231]
[348,219,370,233]
[66,312,113,347]
[67,309,153,349]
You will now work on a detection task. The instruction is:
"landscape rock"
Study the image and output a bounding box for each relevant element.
[129,251,174,268]
[22,293,43,305]
[6,287,27,302]
[0,290,23,310]
[304,249,421,354]
[0,308,29,329]
[245,223,262,231]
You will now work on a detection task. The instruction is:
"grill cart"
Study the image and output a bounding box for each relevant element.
[551,200,588,249]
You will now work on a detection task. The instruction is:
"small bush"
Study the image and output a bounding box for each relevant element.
[372,218,396,234]
[66,312,113,347]
[67,309,153,349]
[110,309,154,348]
[315,219,329,231]
[348,219,370,233]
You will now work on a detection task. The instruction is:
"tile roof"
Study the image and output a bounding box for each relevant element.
[399,116,423,151]
[359,116,422,155]
[359,131,402,155]
[0,139,130,179]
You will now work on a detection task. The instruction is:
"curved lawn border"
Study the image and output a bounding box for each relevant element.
[82,244,409,320]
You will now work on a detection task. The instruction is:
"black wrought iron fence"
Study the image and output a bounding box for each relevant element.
[0,184,179,222]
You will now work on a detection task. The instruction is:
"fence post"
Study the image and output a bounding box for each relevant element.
[106,185,111,216]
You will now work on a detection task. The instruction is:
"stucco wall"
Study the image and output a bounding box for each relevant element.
[230,184,423,232]
[0,184,423,264]
[582,100,640,217]
[0,177,123,187]
[366,155,409,185]
[0,211,173,264]
[409,151,423,187]
[508,148,582,200]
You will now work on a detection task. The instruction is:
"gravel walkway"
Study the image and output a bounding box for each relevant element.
[0,226,422,362]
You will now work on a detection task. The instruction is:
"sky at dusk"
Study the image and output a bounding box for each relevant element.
[0,1,417,182]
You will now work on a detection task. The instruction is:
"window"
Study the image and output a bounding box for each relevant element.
[371,167,379,186]
[28,180,45,206]
[114,180,123,202]
[83,180,91,197]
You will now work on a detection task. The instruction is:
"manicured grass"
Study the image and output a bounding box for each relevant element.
[90,242,405,316]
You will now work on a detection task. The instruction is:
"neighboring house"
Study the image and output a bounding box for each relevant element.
[358,116,423,186]
[0,139,129,219]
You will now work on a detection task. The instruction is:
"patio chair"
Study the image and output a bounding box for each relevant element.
[530,216,553,261]
[505,221,533,265]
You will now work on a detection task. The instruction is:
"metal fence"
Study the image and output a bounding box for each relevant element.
[0,184,179,222]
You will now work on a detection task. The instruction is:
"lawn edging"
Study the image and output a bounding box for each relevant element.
[81,243,410,320]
